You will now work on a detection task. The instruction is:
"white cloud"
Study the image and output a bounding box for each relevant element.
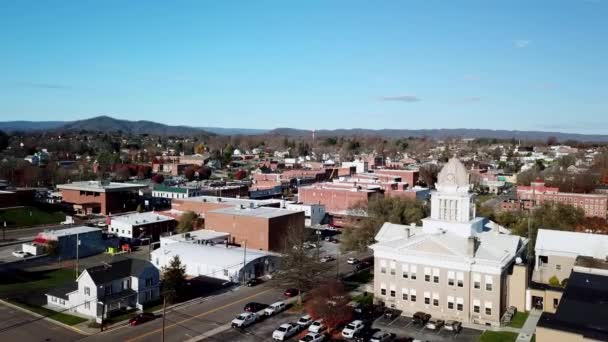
[378,95,421,102]
[464,74,481,81]
[513,40,531,48]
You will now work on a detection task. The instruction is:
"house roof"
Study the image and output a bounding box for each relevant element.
[84,258,154,285]
[46,281,78,300]
[537,271,608,340]
[535,229,608,259]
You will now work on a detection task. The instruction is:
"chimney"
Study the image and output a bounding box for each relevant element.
[467,236,477,257]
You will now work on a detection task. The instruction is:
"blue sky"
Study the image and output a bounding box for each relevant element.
[1,0,607,133]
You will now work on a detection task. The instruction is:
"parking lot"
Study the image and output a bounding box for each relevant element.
[373,315,482,342]
[215,307,482,342]
[215,311,303,342]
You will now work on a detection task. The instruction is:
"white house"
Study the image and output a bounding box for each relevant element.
[45,258,160,322]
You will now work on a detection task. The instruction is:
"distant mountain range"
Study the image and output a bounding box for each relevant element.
[1,116,608,141]
[0,116,267,136]
[266,128,608,142]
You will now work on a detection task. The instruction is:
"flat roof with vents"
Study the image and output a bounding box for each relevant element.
[110,212,175,225]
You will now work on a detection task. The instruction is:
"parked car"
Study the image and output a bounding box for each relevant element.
[320,255,335,263]
[231,312,258,328]
[11,250,31,258]
[129,313,156,326]
[244,302,268,312]
[272,322,299,341]
[296,314,313,328]
[284,288,300,297]
[443,320,462,333]
[246,278,263,287]
[341,320,365,338]
[370,331,395,342]
[264,301,287,316]
[412,312,431,326]
[299,332,325,342]
[355,260,373,270]
[346,257,359,264]
[383,308,401,320]
[425,319,444,330]
[308,319,327,333]
[353,327,380,342]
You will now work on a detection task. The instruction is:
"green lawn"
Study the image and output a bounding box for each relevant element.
[0,206,66,228]
[0,268,75,299]
[0,268,85,326]
[476,193,497,204]
[352,292,373,306]
[8,300,87,326]
[508,311,529,328]
[478,331,519,342]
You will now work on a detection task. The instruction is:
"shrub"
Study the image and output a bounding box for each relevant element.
[548,276,560,287]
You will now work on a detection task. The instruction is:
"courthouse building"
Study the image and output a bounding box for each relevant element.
[371,158,528,326]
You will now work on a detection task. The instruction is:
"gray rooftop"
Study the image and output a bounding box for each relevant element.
[57,181,147,193]
[43,226,102,237]
[208,206,303,219]
[110,212,175,225]
[179,195,283,206]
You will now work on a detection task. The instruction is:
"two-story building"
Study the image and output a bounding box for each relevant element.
[45,258,160,322]
[370,158,528,327]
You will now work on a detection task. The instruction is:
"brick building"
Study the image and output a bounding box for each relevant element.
[510,180,608,218]
[57,181,147,216]
[372,169,420,187]
[0,190,17,208]
[171,196,282,218]
[204,206,305,251]
[298,183,381,214]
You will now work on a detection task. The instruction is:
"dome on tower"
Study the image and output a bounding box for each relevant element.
[437,157,470,188]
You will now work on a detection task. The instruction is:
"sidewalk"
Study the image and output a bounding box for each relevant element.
[516,309,541,342]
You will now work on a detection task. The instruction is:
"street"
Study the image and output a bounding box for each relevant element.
[81,247,368,342]
[82,282,285,342]
[0,302,82,342]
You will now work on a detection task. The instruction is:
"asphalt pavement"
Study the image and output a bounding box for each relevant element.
[0,302,82,342]
[81,283,286,342]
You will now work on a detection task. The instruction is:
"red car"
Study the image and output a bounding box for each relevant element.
[284,288,300,297]
[129,313,156,326]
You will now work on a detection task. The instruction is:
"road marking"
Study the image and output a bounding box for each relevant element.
[125,288,274,342]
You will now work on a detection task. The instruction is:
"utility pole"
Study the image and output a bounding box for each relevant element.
[75,232,80,279]
[161,295,167,342]
[242,240,247,284]
[336,248,340,279]
[527,212,533,260]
